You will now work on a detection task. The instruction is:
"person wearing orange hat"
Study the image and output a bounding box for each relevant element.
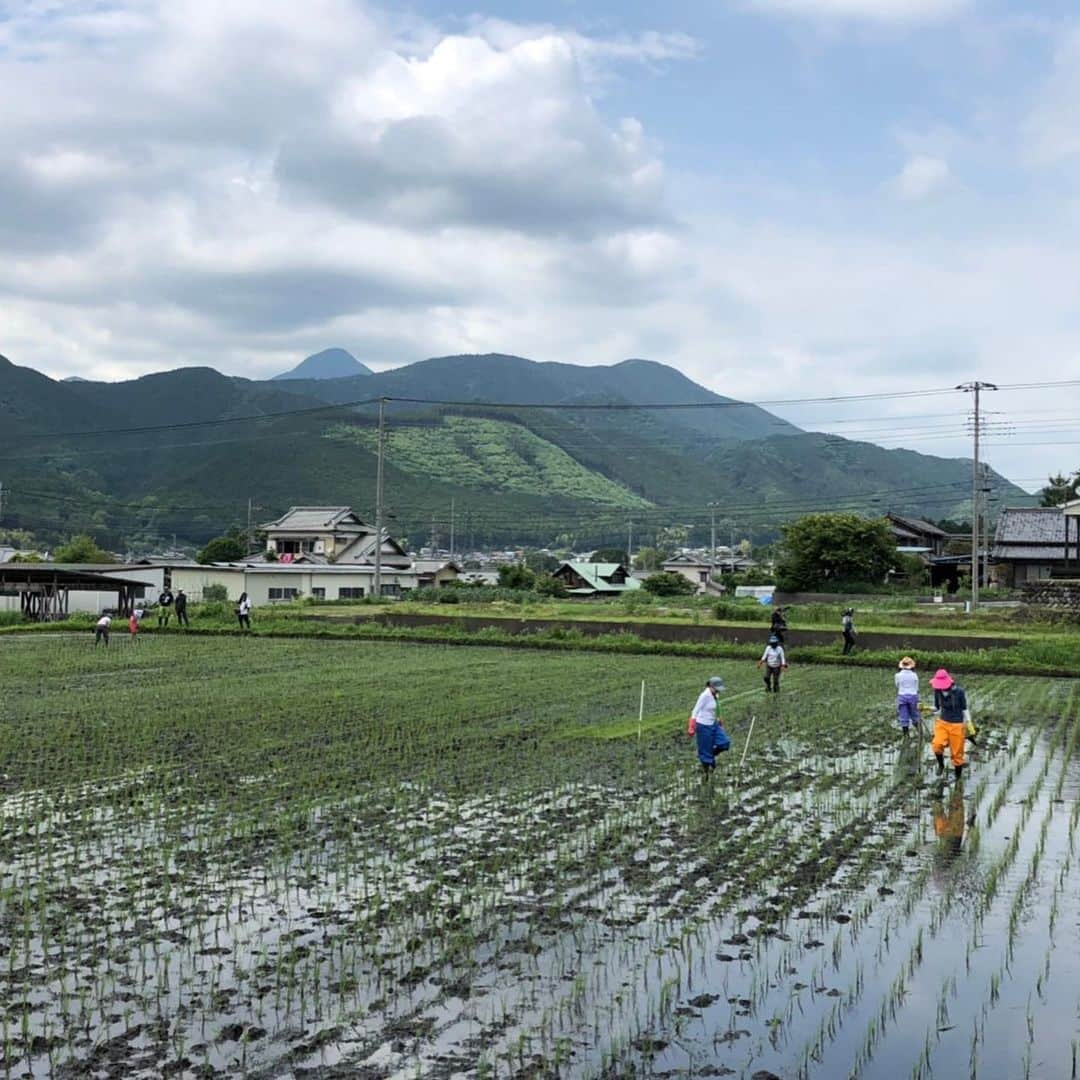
[894,657,920,736]
[929,669,968,781]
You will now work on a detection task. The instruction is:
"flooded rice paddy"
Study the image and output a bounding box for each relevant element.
[1,635,1078,1078]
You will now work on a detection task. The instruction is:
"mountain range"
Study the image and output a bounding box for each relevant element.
[0,351,1028,550]
[271,347,373,381]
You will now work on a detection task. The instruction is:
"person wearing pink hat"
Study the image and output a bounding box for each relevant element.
[929,669,968,781]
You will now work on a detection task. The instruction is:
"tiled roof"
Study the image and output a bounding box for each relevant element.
[888,513,948,538]
[990,545,1068,560]
[261,507,371,532]
[993,507,1067,544]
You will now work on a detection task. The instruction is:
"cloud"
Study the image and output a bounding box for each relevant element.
[743,0,969,22]
[890,155,951,200]
[1024,24,1080,167]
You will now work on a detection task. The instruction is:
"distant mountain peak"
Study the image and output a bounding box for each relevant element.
[272,348,373,381]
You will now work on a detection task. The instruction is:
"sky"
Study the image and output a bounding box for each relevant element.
[2,0,1079,491]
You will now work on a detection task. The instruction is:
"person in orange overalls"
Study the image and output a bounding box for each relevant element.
[932,788,967,859]
[929,668,967,782]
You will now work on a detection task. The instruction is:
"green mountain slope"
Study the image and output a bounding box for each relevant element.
[0,352,1030,550]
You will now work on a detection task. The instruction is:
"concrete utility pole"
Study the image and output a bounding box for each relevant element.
[627,518,633,565]
[246,498,263,555]
[708,502,719,577]
[957,381,998,612]
[373,398,386,599]
[449,498,455,560]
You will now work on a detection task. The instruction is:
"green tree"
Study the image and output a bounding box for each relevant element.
[534,574,568,598]
[775,513,896,591]
[591,547,628,565]
[524,549,559,573]
[1038,472,1080,507]
[54,533,114,564]
[642,571,695,596]
[497,563,535,590]
[196,535,247,564]
[632,546,667,572]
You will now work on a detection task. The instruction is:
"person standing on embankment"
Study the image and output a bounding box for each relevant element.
[930,668,968,782]
[841,608,857,655]
[174,589,189,628]
[689,676,730,780]
[895,657,920,736]
[770,606,788,644]
[157,586,173,627]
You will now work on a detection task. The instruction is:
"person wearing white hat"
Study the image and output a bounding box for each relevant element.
[895,657,920,736]
[689,675,730,778]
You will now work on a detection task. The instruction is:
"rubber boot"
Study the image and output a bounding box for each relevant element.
[954,765,964,783]
[935,753,945,775]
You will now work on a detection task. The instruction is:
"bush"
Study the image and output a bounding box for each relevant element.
[202,584,229,602]
[642,572,696,597]
[535,574,568,598]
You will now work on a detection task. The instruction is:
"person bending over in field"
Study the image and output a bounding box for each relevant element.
[94,613,111,647]
[758,635,787,693]
[688,675,730,780]
[895,656,920,736]
[930,668,968,782]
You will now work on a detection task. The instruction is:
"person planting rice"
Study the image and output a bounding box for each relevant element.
[895,657,920,736]
[93,613,111,647]
[930,668,968,782]
[128,609,139,643]
[758,634,787,693]
[770,606,788,644]
[688,675,729,779]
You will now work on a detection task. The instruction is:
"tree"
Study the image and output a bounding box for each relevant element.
[591,547,628,565]
[1039,471,1080,507]
[775,513,896,591]
[642,572,695,596]
[524,549,559,573]
[196,535,247,564]
[497,563,535,590]
[632,546,667,572]
[54,533,114,564]
[534,574,568,598]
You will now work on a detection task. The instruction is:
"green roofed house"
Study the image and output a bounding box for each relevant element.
[552,561,641,597]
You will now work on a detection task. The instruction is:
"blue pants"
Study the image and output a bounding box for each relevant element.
[695,723,730,766]
[897,695,920,729]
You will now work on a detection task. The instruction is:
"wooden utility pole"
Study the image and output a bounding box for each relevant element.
[373,398,386,599]
[957,381,997,612]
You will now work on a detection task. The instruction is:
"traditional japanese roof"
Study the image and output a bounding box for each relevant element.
[260,507,373,533]
[887,513,948,538]
[992,507,1070,561]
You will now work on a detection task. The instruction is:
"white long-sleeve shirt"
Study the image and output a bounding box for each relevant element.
[691,688,718,727]
[761,645,786,668]
[895,669,919,695]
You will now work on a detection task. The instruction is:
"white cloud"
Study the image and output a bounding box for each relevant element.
[890,155,951,200]
[744,0,969,22]
[1024,25,1080,166]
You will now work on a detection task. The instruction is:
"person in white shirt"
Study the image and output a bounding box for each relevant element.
[895,656,920,735]
[94,614,111,647]
[758,634,788,693]
[236,592,252,631]
[689,675,729,778]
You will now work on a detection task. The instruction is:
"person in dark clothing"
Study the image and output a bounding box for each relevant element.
[770,606,788,644]
[236,592,252,631]
[930,668,968,781]
[841,608,856,655]
[94,614,111,647]
[157,587,174,627]
[174,589,189,627]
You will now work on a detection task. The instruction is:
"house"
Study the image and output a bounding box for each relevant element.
[887,513,949,556]
[412,559,461,588]
[259,506,410,568]
[991,506,1080,586]
[552,561,641,597]
[661,553,723,595]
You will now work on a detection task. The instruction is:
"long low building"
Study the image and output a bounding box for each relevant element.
[0,559,426,616]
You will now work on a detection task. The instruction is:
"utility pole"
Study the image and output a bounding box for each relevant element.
[246,498,263,555]
[449,498,455,560]
[708,502,719,578]
[957,381,998,612]
[0,481,5,524]
[373,398,386,599]
[627,518,633,566]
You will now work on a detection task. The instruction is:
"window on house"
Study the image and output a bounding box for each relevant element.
[268,587,299,601]
[311,587,325,600]
[379,583,401,597]
[338,587,365,599]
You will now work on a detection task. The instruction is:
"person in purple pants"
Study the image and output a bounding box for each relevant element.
[895,656,921,736]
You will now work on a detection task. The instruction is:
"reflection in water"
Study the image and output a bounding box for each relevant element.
[933,788,967,859]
